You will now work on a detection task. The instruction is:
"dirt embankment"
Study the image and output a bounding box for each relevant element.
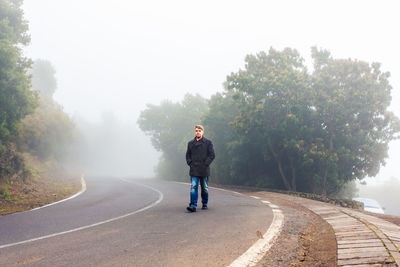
[0,154,81,215]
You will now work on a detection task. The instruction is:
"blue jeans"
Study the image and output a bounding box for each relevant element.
[189,176,208,208]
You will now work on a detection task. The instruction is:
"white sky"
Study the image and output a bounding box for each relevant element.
[22,0,400,183]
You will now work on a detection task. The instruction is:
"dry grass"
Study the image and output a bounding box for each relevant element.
[0,154,81,215]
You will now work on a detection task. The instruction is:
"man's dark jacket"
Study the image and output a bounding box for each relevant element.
[186,136,215,177]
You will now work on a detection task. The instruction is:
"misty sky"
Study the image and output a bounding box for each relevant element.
[22,0,400,183]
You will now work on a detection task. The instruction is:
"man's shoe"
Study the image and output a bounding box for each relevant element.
[186,206,196,212]
[201,205,208,210]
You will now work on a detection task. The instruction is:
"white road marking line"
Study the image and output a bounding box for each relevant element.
[30,175,87,212]
[173,180,284,266]
[172,181,244,196]
[173,181,190,185]
[210,186,243,196]
[0,179,163,250]
[228,201,284,267]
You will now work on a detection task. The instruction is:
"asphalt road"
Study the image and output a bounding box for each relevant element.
[0,176,273,266]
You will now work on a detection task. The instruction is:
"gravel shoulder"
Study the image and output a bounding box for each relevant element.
[241,191,337,266]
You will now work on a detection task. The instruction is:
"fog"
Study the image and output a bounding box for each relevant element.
[356,178,400,216]
[67,112,160,177]
[22,0,400,199]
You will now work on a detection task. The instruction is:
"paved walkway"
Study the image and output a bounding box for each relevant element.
[284,195,400,266]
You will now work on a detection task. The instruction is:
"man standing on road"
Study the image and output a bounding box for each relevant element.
[186,125,215,212]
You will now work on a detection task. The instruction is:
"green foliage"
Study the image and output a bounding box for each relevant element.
[202,92,278,187]
[138,94,208,180]
[18,59,74,161]
[18,98,75,161]
[0,141,24,178]
[219,47,399,194]
[222,47,315,191]
[139,47,399,195]
[0,187,11,200]
[334,180,358,199]
[0,0,36,141]
[202,92,237,185]
[0,2,74,191]
[0,0,30,45]
[0,0,37,181]
[310,47,400,194]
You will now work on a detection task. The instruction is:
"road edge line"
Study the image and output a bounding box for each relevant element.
[173,180,284,266]
[0,178,163,250]
[30,174,87,212]
[228,201,284,267]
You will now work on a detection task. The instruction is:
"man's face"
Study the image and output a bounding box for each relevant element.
[195,128,203,139]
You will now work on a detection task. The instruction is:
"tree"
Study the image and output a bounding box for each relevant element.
[0,0,37,148]
[311,47,400,194]
[18,59,74,161]
[202,92,238,185]
[30,59,57,99]
[0,0,37,178]
[19,99,74,161]
[225,47,313,191]
[202,91,278,187]
[138,47,400,195]
[138,94,208,180]
[214,47,399,195]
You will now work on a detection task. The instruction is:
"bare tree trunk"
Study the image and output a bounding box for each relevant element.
[322,169,328,196]
[322,134,334,196]
[268,141,292,191]
[289,157,296,191]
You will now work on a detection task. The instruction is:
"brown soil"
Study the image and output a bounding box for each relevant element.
[0,155,81,215]
[295,214,337,266]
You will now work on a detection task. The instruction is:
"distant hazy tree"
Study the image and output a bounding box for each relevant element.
[138,94,208,180]
[19,58,74,161]
[31,59,57,99]
[19,100,74,161]
[334,180,358,199]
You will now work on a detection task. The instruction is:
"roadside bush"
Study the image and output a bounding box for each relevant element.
[0,188,11,200]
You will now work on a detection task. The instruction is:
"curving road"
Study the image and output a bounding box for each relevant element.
[0,176,274,266]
